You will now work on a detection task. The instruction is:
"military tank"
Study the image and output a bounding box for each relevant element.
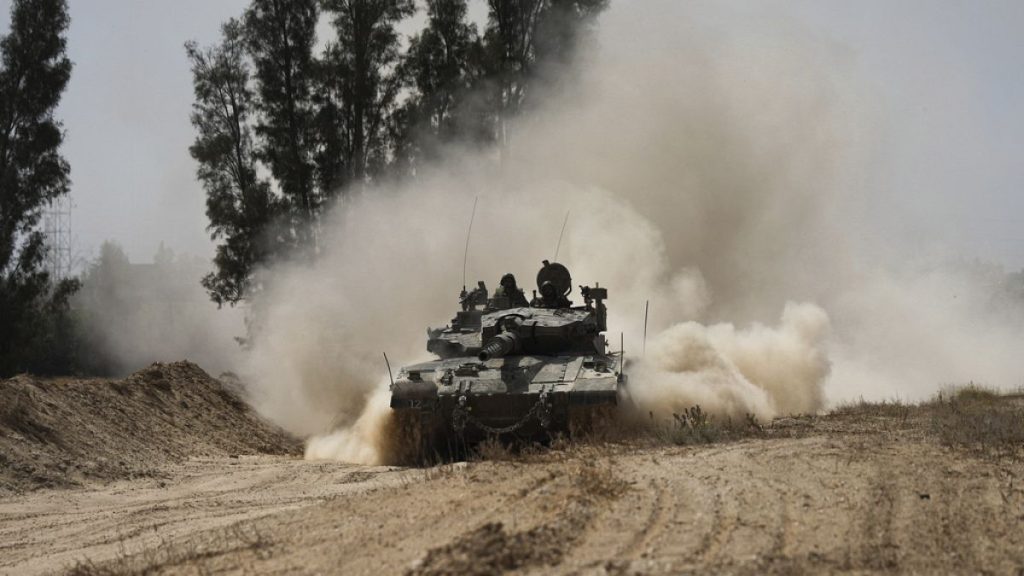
[389,260,625,461]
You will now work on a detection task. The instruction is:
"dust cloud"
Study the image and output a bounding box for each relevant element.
[628,303,830,422]
[74,242,244,377]
[236,2,1024,462]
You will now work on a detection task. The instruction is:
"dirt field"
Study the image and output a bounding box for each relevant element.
[2,368,1023,575]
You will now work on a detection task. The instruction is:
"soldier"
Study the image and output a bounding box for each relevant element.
[538,280,571,309]
[494,273,529,308]
[460,280,488,311]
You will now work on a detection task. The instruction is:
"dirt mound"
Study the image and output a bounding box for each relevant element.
[0,361,301,493]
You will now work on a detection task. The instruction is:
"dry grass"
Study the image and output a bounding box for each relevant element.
[938,383,1003,403]
[65,523,273,576]
[828,386,1023,460]
[471,436,524,462]
[828,399,916,435]
[929,385,1024,458]
[651,405,764,446]
[829,398,913,421]
[419,461,469,482]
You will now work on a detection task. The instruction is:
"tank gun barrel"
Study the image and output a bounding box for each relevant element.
[478,332,520,361]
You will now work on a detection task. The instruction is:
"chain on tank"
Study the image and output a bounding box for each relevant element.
[452,390,552,435]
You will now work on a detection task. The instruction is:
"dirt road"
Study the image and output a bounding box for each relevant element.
[3,409,1023,575]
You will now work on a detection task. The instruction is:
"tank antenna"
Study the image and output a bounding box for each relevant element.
[383,352,395,388]
[643,300,649,357]
[462,196,478,290]
[553,211,570,261]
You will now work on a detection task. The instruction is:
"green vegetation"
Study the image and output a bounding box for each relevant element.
[0,0,78,377]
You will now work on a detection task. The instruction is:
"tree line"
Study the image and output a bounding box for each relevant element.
[0,0,607,377]
[187,0,608,307]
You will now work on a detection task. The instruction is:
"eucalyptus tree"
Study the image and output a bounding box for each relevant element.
[0,0,78,376]
[187,20,276,306]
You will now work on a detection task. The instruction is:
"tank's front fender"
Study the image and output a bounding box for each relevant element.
[390,379,437,408]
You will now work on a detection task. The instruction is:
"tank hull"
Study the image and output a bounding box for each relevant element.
[390,353,623,460]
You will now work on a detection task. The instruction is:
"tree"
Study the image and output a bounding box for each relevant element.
[533,0,607,69]
[311,49,350,196]
[244,0,319,249]
[187,0,610,310]
[0,0,78,376]
[484,0,542,142]
[398,0,486,167]
[482,0,606,144]
[321,0,415,185]
[395,0,607,168]
[187,19,276,306]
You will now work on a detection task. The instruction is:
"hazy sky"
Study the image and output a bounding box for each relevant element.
[790,1,1024,268]
[1,1,1022,268]
[2,0,250,265]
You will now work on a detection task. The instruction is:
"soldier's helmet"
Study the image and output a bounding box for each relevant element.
[500,273,517,289]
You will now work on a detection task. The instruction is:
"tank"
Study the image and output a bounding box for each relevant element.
[389,260,626,461]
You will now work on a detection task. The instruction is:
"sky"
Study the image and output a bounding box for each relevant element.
[1,0,1022,269]
[788,0,1024,268]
